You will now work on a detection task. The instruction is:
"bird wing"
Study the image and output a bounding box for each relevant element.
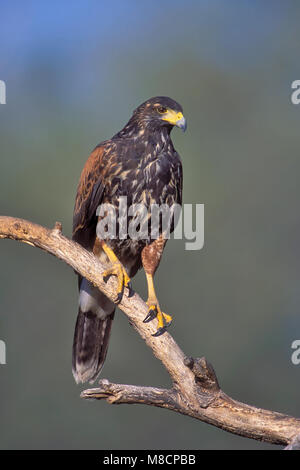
[72,144,106,250]
[175,154,183,207]
[72,143,116,384]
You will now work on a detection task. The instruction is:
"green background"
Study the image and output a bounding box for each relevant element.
[0,0,299,450]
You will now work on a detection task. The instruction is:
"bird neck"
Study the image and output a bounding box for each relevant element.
[115,119,173,156]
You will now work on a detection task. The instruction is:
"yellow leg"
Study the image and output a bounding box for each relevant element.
[102,242,133,302]
[143,273,172,336]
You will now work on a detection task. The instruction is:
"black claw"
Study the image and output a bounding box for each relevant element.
[116,292,123,303]
[143,308,157,323]
[127,282,134,298]
[152,327,167,337]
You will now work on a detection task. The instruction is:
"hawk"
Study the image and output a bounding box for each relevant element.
[72,96,186,383]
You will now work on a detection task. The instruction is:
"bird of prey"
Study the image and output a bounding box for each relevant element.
[72,96,186,383]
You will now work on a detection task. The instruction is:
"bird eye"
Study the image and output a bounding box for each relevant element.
[157,106,168,114]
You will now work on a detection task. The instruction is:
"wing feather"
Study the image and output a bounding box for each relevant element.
[72,144,106,250]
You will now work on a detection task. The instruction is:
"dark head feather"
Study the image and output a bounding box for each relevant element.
[116,96,184,137]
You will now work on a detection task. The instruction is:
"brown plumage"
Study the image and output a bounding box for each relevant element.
[72,96,186,383]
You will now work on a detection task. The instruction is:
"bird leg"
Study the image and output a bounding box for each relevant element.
[101,242,134,302]
[143,273,172,336]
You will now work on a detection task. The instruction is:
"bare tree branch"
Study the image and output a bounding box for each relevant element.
[1,215,299,448]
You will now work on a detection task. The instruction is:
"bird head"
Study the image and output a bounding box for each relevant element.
[132,96,187,133]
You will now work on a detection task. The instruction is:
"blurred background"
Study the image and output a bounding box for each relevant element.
[0,0,300,450]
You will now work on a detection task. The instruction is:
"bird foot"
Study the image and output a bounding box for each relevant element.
[103,262,134,302]
[143,301,172,336]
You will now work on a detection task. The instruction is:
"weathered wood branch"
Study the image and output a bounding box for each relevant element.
[1,215,299,448]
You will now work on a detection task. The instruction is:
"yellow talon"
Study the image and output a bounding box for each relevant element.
[144,272,173,336]
[157,310,165,329]
[101,242,133,301]
[145,305,172,336]
[162,311,172,325]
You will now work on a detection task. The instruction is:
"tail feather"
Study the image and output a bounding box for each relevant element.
[72,308,115,384]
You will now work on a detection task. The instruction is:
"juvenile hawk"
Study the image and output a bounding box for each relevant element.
[72,96,186,383]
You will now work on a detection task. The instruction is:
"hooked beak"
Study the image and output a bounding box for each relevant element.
[175,115,187,132]
[162,110,187,132]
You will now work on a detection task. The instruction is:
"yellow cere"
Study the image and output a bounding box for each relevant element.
[162,109,184,125]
